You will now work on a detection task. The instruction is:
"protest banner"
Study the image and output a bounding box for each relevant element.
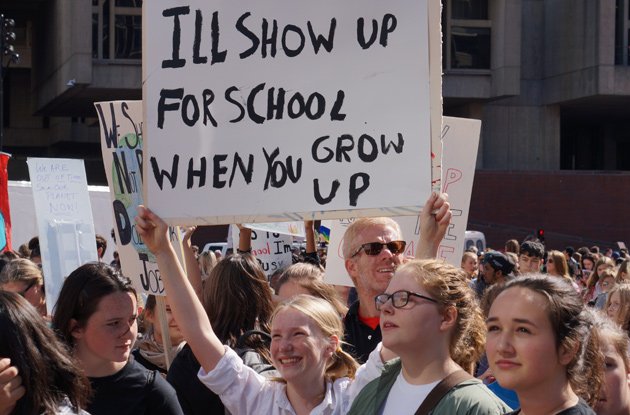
[0,153,11,253]
[8,181,116,264]
[322,116,481,286]
[95,100,184,296]
[26,158,98,315]
[143,0,435,225]
[231,226,292,278]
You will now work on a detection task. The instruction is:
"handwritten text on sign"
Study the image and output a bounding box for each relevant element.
[143,1,433,224]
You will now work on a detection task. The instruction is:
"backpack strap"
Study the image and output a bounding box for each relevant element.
[414,370,474,415]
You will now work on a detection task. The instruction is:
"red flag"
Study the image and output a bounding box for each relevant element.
[0,152,11,253]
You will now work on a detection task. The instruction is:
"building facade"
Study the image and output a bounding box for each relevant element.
[1,0,629,248]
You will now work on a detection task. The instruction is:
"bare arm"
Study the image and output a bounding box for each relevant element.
[135,206,225,373]
[182,226,203,300]
[415,192,452,259]
[304,220,316,254]
[237,225,252,252]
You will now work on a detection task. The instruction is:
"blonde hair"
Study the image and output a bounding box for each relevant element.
[0,258,43,287]
[605,283,630,335]
[587,256,616,289]
[617,259,630,283]
[272,295,358,381]
[341,217,402,259]
[198,250,218,280]
[396,259,486,374]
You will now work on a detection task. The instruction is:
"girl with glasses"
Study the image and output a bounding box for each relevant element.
[485,275,602,414]
[0,258,47,318]
[347,259,509,415]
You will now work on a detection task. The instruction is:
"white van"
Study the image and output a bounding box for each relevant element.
[464,231,486,253]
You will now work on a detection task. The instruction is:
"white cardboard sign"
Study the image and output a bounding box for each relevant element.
[231,227,292,278]
[26,158,98,315]
[143,0,433,225]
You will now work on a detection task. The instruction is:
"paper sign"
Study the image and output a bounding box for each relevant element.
[232,227,292,278]
[437,116,481,264]
[95,100,183,296]
[244,221,305,237]
[143,0,434,225]
[27,158,98,315]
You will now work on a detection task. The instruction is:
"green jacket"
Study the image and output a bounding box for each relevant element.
[347,359,511,415]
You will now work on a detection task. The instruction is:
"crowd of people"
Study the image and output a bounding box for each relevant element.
[0,192,628,414]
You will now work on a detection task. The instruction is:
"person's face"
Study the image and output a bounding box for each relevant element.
[482,263,498,284]
[598,263,612,277]
[277,280,311,302]
[583,258,594,271]
[1,280,46,316]
[596,336,630,415]
[607,291,623,324]
[145,298,184,346]
[546,258,556,275]
[378,269,445,355]
[462,257,478,276]
[270,308,336,385]
[72,292,138,371]
[486,287,573,395]
[601,277,615,294]
[518,254,542,275]
[345,224,404,298]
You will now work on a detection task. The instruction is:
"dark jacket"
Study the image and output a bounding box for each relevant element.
[342,300,381,364]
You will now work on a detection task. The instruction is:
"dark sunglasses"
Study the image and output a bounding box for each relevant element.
[19,281,38,297]
[351,240,406,257]
[375,290,437,311]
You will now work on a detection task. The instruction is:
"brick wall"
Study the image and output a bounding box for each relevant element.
[468,171,630,251]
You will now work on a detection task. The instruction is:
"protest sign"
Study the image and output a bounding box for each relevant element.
[0,153,11,252]
[143,0,435,225]
[322,116,481,286]
[95,100,183,296]
[438,116,481,263]
[231,226,292,278]
[26,158,98,315]
[244,221,305,237]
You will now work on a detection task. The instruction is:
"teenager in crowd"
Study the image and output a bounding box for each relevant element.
[606,283,630,337]
[584,256,616,304]
[0,291,90,414]
[166,251,277,415]
[486,275,602,414]
[347,260,510,414]
[616,259,630,283]
[136,206,392,414]
[589,309,630,415]
[53,263,183,415]
[546,249,580,293]
[460,251,479,279]
[593,269,617,309]
[0,258,47,318]
[133,295,186,375]
[517,241,545,275]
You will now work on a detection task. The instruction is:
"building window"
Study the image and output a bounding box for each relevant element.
[615,0,630,65]
[442,0,492,71]
[92,0,142,61]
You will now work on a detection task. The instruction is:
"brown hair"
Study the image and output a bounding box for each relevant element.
[588,308,630,373]
[490,275,602,407]
[203,253,274,358]
[605,283,630,335]
[0,258,43,287]
[276,263,348,316]
[272,295,358,381]
[504,239,520,254]
[586,256,615,289]
[397,259,486,374]
[547,250,571,281]
[617,259,630,283]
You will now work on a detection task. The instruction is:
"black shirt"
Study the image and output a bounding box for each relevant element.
[505,399,595,415]
[342,300,381,364]
[88,358,183,415]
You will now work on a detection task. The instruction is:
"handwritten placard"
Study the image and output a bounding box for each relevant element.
[143,0,434,225]
[27,158,98,314]
[95,100,184,296]
[231,227,292,278]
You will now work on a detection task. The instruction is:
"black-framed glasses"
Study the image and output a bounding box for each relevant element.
[375,290,438,311]
[18,281,38,297]
[351,241,406,257]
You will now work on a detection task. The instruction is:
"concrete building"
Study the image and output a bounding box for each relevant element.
[1,0,629,249]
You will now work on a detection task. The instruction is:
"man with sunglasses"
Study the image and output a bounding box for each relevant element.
[341,192,451,363]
